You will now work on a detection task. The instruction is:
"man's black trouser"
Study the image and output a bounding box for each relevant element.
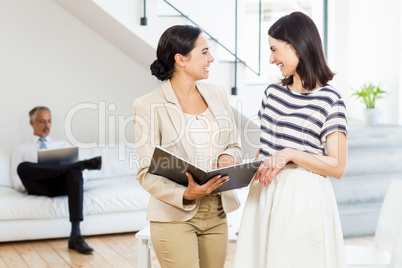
[17,162,83,222]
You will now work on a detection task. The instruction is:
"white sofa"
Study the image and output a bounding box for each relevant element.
[0,145,150,242]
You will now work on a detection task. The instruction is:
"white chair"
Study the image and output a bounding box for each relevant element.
[344,179,402,267]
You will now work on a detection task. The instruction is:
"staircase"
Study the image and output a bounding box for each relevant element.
[331,123,402,237]
[52,0,260,97]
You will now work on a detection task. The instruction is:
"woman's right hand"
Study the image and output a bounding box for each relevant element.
[254,148,293,186]
[183,172,229,200]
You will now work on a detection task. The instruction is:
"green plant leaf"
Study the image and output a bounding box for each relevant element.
[351,82,387,108]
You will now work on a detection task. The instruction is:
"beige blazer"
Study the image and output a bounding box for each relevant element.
[133,80,242,222]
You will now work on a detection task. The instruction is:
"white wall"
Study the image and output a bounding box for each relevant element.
[0,0,160,150]
[400,1,402,125]
[329,0,401,125]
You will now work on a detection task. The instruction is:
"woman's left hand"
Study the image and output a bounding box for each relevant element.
[254,148,294,186]
[218,154,239,168]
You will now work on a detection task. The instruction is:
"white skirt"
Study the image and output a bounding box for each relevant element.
[233,165,346,268]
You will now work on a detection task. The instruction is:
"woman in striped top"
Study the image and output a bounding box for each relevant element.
[233,12,347,268]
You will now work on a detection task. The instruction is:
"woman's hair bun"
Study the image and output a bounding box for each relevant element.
[150,60,170,81]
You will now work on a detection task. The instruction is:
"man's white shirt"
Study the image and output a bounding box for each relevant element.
[11,136,71,192]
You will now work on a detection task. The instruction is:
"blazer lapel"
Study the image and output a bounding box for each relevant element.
[196,82,228,133]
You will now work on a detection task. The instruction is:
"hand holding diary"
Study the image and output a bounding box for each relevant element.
[148,146,262,193]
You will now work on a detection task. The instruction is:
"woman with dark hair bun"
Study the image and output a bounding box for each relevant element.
[150,25,203,82]
[133,25,242,268]
[233,12,347,267]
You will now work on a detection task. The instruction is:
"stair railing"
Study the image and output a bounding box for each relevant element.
[142,0,262,95]
[141,0,148,25]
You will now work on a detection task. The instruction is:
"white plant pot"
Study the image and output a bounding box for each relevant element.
[363,108,380,126]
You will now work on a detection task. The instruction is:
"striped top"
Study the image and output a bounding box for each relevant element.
[258,84,347,157]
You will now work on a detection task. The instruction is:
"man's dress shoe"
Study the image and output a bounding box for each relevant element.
[86,156,102,170]
[68,236,94,254]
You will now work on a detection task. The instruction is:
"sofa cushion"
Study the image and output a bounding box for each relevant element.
[0,150,11,187]
[0,176,149,220]
[80,145,139,180]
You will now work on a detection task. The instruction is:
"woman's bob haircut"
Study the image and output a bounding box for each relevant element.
[268,12,334,91]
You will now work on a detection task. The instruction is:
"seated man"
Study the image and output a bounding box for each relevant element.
[11,106,101,255]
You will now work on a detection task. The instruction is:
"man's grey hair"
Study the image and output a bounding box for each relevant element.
[29,106,51,120]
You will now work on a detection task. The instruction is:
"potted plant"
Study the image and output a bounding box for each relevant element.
[351,83,387,126]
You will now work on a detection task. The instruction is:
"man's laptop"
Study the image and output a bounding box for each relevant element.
[38,147,79,163]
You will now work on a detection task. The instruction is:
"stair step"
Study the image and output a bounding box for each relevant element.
[331,175,402,205]
[338,202,382,238]
[345,146,402,175]
[348,124,402,148]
